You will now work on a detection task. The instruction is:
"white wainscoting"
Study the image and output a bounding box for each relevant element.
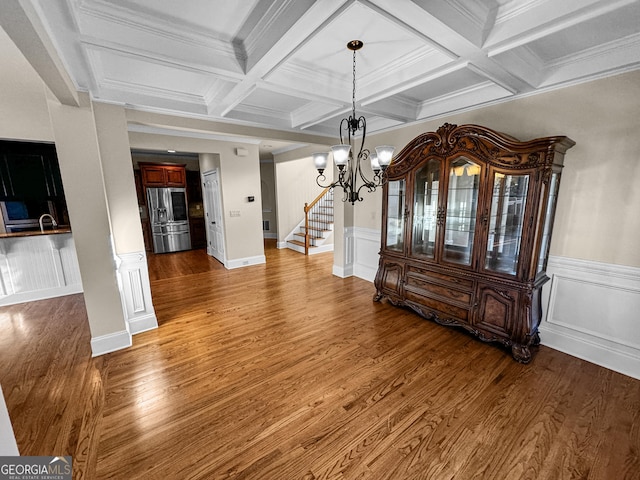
[116,251,158,334]
[541,256,640,380]
[342,228,640,379]
[352,227,381,282]
[0,233,83,306]
[334,227,380,279]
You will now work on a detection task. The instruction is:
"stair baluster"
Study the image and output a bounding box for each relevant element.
[303,187,332,255]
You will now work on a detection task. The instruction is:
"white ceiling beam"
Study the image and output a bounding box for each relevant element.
[0,0,79,106]
[486,0,638,55]
[210,0,350,118]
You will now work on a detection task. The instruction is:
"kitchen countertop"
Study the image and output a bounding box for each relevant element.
[0,228,72,239]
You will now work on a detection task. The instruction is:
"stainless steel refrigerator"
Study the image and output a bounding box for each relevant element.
[146,187,191,253]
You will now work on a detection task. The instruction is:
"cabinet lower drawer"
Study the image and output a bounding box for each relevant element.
[407,265,474,289]
[405,287,470,322]
[405,275,472,305]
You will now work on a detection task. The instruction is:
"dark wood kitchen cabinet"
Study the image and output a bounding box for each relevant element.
[139,163,186,187]
[374,123,575,363]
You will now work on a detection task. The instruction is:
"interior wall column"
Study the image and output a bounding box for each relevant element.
[46,92,131,356]
[93,101,157,335]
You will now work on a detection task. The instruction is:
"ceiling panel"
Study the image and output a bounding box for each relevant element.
[115,0,261,38]
[526,1,640,62]
[2,0,637,151]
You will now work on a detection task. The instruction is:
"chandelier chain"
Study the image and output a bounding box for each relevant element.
[352,48,357,120]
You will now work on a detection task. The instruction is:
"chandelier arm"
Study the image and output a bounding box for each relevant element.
[316,175,334,189]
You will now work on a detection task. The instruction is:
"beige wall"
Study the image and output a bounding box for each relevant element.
[128,131,264,262]
[199,152,220,173]
[365,70,640,268]
[219,143,264,260]
[0,27,53,142]
[273,154,327,243]
[93,102,145,255]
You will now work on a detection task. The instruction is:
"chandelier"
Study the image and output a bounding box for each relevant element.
[313,40,395,204]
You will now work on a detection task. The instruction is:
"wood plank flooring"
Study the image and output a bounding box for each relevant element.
[1,240,639,479]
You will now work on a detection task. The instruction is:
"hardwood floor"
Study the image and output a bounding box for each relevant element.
[1,241,639,479]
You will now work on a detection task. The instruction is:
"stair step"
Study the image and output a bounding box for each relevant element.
[288,239,317,248]
[293,232,322,240]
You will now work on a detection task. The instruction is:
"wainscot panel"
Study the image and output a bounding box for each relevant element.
[116,251,158,334]
[541,256,640,380]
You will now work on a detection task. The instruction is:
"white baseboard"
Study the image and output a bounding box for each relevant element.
[276,241,288,249]
[226,255,266,269]
[0,284,83,306]
[263,233,277,239]
[128,313,159,334]
[90,330,132,357]
[309,244,334,255]
[333,264,353,278]
[541,256,640,380]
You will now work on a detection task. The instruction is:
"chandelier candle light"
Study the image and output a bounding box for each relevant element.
[313,40,395,204]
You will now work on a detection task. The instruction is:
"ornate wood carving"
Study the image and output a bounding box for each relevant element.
[375,123,574,363]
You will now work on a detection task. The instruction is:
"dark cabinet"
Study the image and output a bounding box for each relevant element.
[134,169,144,205]
[374,123,575,363]
[140,163,186,187]
[186,170,202,202]
[0,141,68,231]
[0,142,64,200]
[189,217,206,249]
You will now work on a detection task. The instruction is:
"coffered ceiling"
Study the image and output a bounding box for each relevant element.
[7,0,640,142]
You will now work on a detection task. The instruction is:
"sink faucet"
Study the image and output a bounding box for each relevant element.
[39,214,58,232]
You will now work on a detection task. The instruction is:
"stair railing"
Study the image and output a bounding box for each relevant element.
[303,187,332,255]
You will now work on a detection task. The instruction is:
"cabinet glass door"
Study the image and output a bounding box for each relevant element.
[537,172,559,273]
[386,179,406,252]
[412,160,440,259]
[443,157,480,266]
[485,172,530,275]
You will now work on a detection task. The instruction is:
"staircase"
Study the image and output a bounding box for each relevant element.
[286,188,334,255]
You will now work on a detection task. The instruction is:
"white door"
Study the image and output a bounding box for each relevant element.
[202,170,225,263]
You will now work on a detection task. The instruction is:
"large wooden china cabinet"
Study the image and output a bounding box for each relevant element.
[374,123,575,362]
